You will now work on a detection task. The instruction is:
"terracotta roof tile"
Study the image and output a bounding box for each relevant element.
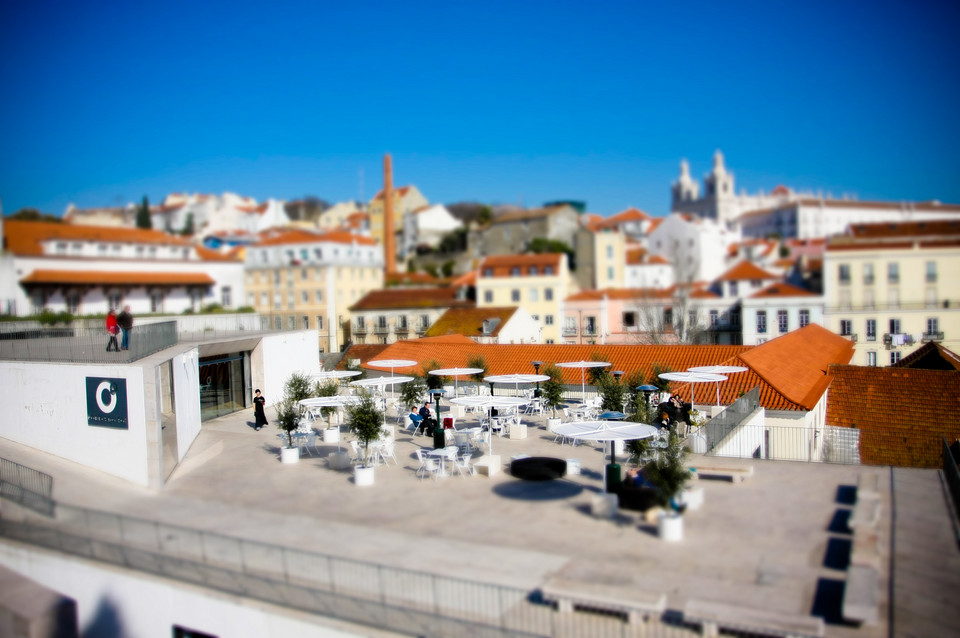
[195,246,243,262]
[716,260,778,282]
[749,282,817,298]
[424,307,517,338]
[20,269,215,286]
[826,365,960,467]
[892,342,960,371]
[3,220,191,256]
[349,287,472,311]
[479,254,563,276]
[255,229,376,247]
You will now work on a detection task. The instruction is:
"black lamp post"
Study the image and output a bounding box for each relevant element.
[531,360,543,398]
[612,370,624,383]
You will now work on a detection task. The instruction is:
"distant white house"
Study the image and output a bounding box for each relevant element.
[647,213,739,283]
[402,204,463,258]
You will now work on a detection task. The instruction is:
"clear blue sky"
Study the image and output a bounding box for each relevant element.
[2,1,958,218]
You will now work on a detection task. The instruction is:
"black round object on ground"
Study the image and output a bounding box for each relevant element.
[511,457,567,481]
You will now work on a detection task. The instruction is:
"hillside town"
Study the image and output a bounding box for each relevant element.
[1,152,959,638]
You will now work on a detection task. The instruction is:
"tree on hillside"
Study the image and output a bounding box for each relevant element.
[135,196,152,229]
[181,212,195,236]
[9,209,62,223]
[527,237,576,271]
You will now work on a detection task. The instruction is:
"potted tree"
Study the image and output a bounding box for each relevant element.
[644,432,690,541]
[541,363,565,431]
[347,391,384,486]
[314,379,342,443]
[276,372,313,464]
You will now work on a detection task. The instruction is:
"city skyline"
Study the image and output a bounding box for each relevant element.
[2,1,959,218]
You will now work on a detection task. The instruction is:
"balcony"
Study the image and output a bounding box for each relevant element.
[883,333,914,348]
[415,323,429,334]
[562,327,578,337]
[921,331,944,343]
[394,324,410,335]
[841,333,858,342]
[374,325,390,334]
[353,324,368,335]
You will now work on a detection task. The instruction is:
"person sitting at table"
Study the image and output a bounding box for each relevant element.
[624,466,655,488]
[419,402,436,436]
[407,407,423,433]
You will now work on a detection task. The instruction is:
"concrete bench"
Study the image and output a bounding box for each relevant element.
[541,577,666,624]
[857,473,880,501]
[686,463,754,484]
[684,599,824,637]
[850,528,882,570]
[473,455,501,477]
[842,566,879,626]
[849,499,881,530]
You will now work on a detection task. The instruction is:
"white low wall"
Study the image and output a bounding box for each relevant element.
[0,543,362,638]
[0,361,150,485]
[252,331,320,407]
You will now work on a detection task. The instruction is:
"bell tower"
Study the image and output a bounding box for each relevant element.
[671,159,699,209]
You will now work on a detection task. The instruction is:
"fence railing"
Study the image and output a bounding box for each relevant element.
[701,387,760,455]
[943,437,960,536]
[0,496,701,638]
[0,321,177,364]
[0,457,54,516]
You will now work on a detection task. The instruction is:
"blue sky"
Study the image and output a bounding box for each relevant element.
[2,1,958,218]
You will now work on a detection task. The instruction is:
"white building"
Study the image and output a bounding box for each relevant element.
[156,192,291,237]
[0,220,245,317]
[647,213,739,284]
[741,282,824,346]
[401,203,463,258]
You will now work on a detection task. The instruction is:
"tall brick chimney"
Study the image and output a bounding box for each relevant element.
[383,153,396,275]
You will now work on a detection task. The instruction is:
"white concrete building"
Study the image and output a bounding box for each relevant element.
[741,282,824,346]
[0,220,245,317]
[647,213,739,284]
[401,203,463,258]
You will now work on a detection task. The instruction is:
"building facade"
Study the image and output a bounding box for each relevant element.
[823,221,960,366]
[244,229,383,353]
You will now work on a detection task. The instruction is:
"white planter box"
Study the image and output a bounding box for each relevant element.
[280,447,300,464]
[323,427,340,443]
[354,465,375,486]
[547,417,561,431]
[509,423,527,439]
[679,486,704,511]
[658,512,684,541]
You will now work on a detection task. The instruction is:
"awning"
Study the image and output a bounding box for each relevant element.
[20,269,215,286]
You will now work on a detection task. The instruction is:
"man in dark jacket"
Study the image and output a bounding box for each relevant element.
[418,402,435,436]
[117,305,134,350]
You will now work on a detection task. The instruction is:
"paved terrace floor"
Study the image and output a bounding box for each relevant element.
[2,403,958,637]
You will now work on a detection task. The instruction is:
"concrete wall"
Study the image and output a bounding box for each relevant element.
[0,361,150,485]
[251,330,320,407]
[0,544,362,638]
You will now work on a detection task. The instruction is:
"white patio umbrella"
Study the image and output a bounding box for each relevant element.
[298,396,362,451]
[552,420,658,466]
[350,376,415,426]
[449,396,529,455]
[557,360,611,399]
[687,365,748,406]
[429,367,484,396]
[366,359,417,401]
[309,370,362,381]
[484,373,550,397]
[658,371,727,407]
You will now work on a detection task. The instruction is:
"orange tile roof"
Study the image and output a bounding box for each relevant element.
[424,307,518,338]
[739,324,854,410]
[566,288,674,302]
[349,287,472,311]
[749,282,817,298]
[20,269,215,286]
[825,365,960,467]
[591,208,653,231]
[384,272,448,286]
[626,247,646,265]
[492,206,571,224]
[648,255,669,265]
[450,271,477,287]
[479,253,562,277]
[255,229,377,247]
[647,218,664,232]
[3,220,192,256]
[371,186,413,201]
[716,260,778,282]
[194,246,243,261]
[892,341,960,371]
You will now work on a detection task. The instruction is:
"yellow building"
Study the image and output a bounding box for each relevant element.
[367,185,428,253]
[475,253,577,344]
[244,229,383,353]
[823,220,960,366]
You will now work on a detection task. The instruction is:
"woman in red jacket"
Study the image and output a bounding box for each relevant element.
[105,309,120,352]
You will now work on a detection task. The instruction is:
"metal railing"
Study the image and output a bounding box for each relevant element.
[0,321,176,364]
[922,331,945,342]
[0,494,699,638]
[943,437,960,534]
[0,458,54,516]
[700,387,760,455]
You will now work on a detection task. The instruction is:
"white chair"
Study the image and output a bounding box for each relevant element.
[377,440,398,465]
[470,429,489,452]
[562,407,571,422]
[299,432,317,457]
[349,440,364,465]
[415,448,439,481]
[453,431,472,455]
[451,451,475,477]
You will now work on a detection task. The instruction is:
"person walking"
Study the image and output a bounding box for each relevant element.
[117,305,133,350]
[253,389,268,431]
[105,309,120,352]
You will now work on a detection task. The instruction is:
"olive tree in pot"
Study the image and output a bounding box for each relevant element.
[644,431,690,540]
[541,363,565,431]
[313,379,342,442]
[276,372,313,463]
[348,391,384,486]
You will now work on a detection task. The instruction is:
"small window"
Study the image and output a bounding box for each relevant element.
[623,311,637,328]
[511,267,521,276]
[302,316,310,329]
[838,264,851,285]
[926,261,937,283]
[866,351,877,367]
[484,290,493,303]
[889,318,901,334]
[927,317,939,335]
[315,290,323,303]
[528,266,538,275]
[545,288,553,301]
[511,289,520,303]
[863,263,874,285]
[529,288,539,302]
[866,319,876,341]
[890,351,901,365]
[483,268,493,277]
[545,314,554,325]
[709,310,718,326]
[316,315,324,330]
[888,262,899,284]
[729,281,739,296]
[777,310,788,333]
[757,310,767,334]
[840,319,852,336]
[544,266,555,275]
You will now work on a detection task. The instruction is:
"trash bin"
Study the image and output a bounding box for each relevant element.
[605,463,622,493]
[433,425,445,449]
